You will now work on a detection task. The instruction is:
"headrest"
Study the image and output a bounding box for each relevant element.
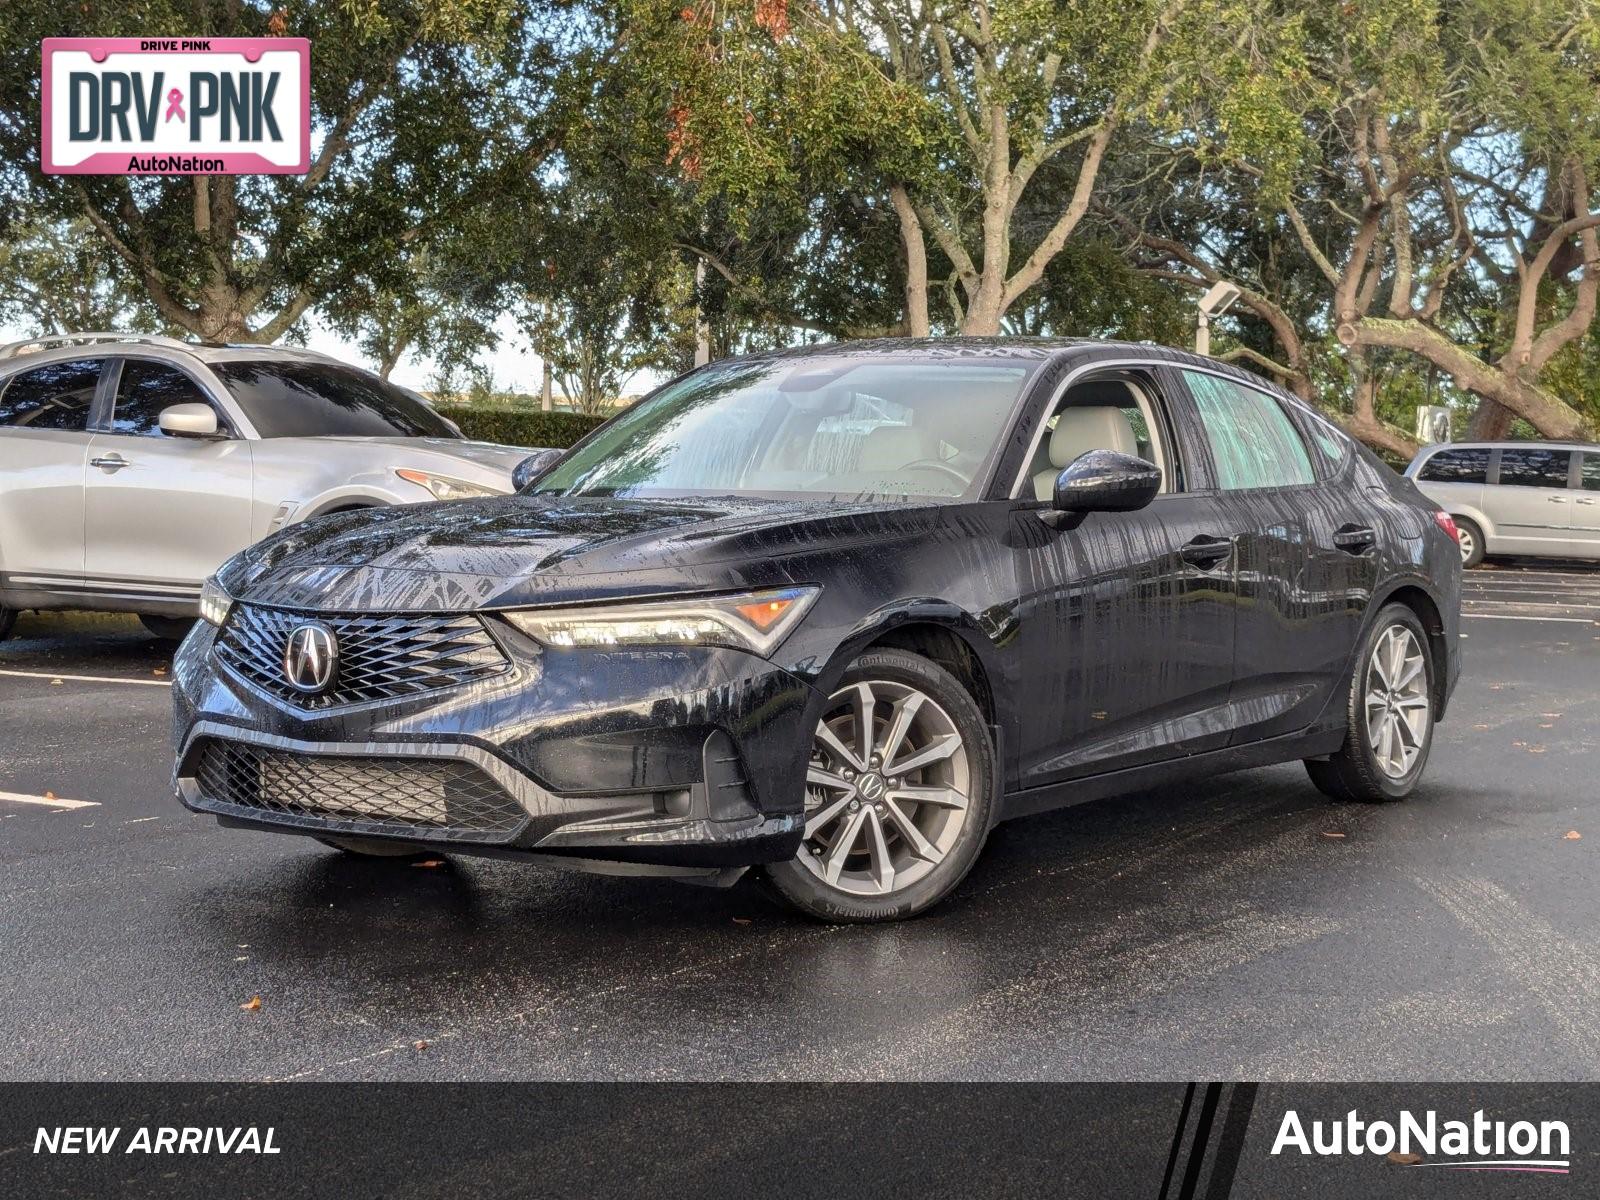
[858,425,931,470]
[1049,406,1138,468]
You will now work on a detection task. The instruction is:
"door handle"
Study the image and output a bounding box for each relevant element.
[1577,497,1597,506]
[89,455,130,471]
[1547,495,1568,503]
[1332,524,1376,553]
[1180,535,1233,570]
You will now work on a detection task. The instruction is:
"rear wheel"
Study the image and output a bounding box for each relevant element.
[314,836,434,859]
[1305,603,1435,803]
[762,648,995,922]
[139,614,196,642]
[1453,516,1484,568]
[0,606,15,642]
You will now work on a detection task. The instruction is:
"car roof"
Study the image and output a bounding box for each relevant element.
[1416,440,1600,455]
[0,333,347,371]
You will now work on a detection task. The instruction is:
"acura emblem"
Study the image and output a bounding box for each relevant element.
[283,622,338,693]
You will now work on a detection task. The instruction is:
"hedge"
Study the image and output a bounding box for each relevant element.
[449,408,608,449]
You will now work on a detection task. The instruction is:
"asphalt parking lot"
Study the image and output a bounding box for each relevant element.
[1,562,1596,1082]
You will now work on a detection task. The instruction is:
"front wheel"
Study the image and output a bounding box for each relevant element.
[0,605,15,642]
[762,648,995,922]
[1305,603,1435,802]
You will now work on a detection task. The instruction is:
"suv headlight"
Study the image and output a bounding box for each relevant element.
[198,577,233,627]
[396,469,506,501]
[502,586,819,657]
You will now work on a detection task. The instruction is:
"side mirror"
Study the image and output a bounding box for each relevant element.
[1052,449,1161,515]
[511,448,562,492]
[158,403,220,439]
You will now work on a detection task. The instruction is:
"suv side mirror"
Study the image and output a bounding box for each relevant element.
[1052,449,1161,515]
[512,448,562,492]
[158,403,220,439]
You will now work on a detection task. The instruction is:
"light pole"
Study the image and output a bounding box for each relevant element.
[1195,280,1242,356]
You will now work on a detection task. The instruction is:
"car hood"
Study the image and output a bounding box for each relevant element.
[218,493,952,613]
[333,437,539,475]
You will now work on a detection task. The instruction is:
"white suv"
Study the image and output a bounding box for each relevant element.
[1406,440,1600,566]
[0,334,543,640]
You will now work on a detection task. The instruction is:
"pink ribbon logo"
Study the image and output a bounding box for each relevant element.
[164,88,185,123]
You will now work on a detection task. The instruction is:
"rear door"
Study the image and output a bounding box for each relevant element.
[83,357,255,601]
[1172,367,1376,744]
[0,357,105,596]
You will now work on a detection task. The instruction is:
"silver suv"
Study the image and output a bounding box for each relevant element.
[1405,441,1600,567]
[0,334,540,640]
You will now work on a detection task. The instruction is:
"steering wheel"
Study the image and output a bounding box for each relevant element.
[899,458,970,486]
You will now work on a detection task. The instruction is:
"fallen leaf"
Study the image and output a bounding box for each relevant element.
[240,995,262,1012]
[732,917,751,925]
[1527,746,1546,754]
[1472,724,1489,731]
[413,1040,429,1051]
[1387,1151,1422,1165]
[1321,831,1346,839]
[1540,723,1554,729]
[1091,711,1108,720]
[44,791,55,800]
[1542,713,1563,719]
[412,858,446,869]
[153,667,167,677]
[50,679,62,686]
[1565,831,1582,841]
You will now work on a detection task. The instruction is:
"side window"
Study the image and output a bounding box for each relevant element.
[1021,375,1176,498]
[1180,370,1315,490]
[1582,453,1600,491]
[1301,411,1350,474]
[0,359,102,432]
[109,360,216,437]
[1497,448,1571,489]
[1419,448,1490,483]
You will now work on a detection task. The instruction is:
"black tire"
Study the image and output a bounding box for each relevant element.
[139,614,196,641]
[1454,515,1485,568]
[762,647,996,923]
[0,606,15,642]
[1305,603,1435,803]
[314,836,435,859]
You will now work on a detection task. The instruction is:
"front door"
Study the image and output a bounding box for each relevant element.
[0,357,104,595]
[1488,447,1575,556]
[1007,368,1237,788]
[83,358,255,601]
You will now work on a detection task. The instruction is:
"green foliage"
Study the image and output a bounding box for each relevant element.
[447,407,607,448]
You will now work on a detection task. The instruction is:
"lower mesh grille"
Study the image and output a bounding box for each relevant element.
[190,739,527,842]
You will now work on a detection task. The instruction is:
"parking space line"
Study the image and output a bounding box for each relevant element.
[0,790,100,810]
[0,668,170,688]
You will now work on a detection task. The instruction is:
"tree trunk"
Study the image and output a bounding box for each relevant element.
[693,257,711,365]
[1342,349,1421,461]
[1465,399,1515,441]
[887,184,930,337]
[540,360,553,412]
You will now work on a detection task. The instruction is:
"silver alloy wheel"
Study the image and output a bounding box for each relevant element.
[1456,524,1476,564]
[1364,625,1431,778]
[799,679,972,897]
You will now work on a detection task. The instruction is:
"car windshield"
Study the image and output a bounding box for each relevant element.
[213,361,459,439]
[532,356,1040,501]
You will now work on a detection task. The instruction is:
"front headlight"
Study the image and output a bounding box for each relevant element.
[502,586,819,657]
[198,576,233,627]
[395,469,506,501]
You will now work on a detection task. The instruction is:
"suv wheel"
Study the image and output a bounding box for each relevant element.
[1453,516,1484,568]
[763,648,995,922]
[1306,603,1435,802]
[0,605,15,643]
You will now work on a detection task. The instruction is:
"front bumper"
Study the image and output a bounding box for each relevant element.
[171,612,820,872]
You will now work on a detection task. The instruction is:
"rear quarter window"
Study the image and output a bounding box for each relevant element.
[0,358,101,431]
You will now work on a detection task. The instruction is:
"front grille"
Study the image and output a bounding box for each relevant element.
[191,739,528,842]
[214,606,508,709]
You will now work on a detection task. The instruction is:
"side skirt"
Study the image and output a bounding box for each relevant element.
[998,724,1345,823]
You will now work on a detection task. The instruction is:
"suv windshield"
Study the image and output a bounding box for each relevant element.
[533,356,1040,501]
[213,361,459,439]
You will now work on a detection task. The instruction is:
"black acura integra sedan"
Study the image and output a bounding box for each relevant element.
[173,340,1461,921]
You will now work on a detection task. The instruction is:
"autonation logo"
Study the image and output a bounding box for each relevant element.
[1272,1108,1571,1174]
